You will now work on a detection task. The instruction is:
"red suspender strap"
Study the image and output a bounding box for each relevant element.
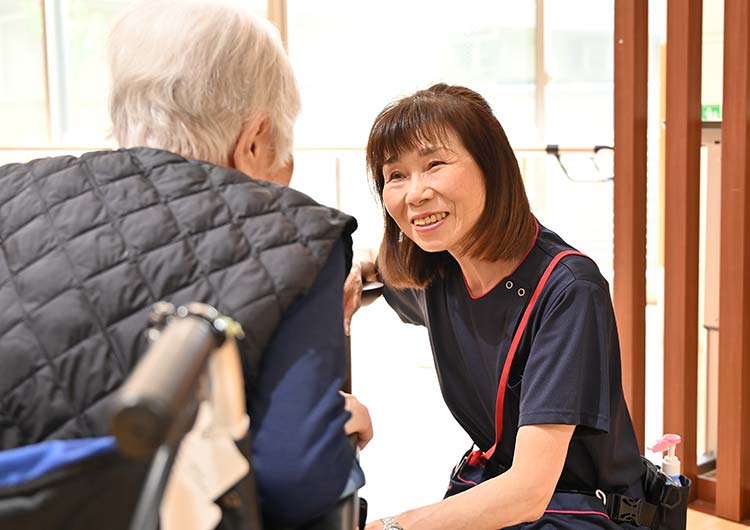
[469,250,586,465]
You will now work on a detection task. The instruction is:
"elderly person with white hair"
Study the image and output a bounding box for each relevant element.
[0,0,369,528]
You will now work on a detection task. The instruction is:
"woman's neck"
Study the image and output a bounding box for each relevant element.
[456,254,520,298]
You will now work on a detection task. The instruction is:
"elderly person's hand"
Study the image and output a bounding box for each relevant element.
[340,391,373,449]
[343,248,378,335]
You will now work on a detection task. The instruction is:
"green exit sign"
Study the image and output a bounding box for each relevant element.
[702,104,722,121]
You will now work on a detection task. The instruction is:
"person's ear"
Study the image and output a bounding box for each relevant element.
[231,115,273,180]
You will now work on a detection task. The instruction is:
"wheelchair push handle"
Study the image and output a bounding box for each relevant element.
[111,303,238,458]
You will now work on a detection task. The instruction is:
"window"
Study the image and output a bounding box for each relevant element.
[0,0,268,146]
[53,0,133,144]
[0,2,47,145]
[544,0,614,145]
[287,0,537,148]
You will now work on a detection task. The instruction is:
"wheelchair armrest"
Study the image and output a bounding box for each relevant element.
[295,494,361,530]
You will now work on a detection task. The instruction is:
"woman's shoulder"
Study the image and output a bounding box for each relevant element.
[534,224,610,297]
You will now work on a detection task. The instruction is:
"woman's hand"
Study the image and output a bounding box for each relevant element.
[341,391,373,449]
[343,248,378,335]
[343,261,363,336]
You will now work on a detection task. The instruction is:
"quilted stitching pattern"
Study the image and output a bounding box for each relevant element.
[0,147,355,450]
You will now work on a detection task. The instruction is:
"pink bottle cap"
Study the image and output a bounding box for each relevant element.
[648,433,681,453]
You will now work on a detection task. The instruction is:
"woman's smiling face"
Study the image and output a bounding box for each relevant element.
[381,131,486,258]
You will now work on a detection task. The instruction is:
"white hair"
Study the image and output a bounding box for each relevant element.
[108,0,300,168]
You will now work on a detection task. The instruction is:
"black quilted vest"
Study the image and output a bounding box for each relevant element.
[0,147,356,451]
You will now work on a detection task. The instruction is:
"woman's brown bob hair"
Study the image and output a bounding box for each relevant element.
[366,83,536,289]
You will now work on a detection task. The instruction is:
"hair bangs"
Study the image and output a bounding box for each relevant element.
[367,97,454,199]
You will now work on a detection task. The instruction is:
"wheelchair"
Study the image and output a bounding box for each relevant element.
[0,301,365,530]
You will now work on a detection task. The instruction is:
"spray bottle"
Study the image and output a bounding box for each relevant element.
[648,434,682,486]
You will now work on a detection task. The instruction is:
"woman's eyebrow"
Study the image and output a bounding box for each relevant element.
[384,146,442,165]
[417,146,441,157]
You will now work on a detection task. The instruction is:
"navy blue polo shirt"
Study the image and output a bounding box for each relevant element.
[383,223,644,498]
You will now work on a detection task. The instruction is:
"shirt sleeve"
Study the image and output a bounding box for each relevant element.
[249,239,359,527]
[518,278,614,434]
[382,284,426,326]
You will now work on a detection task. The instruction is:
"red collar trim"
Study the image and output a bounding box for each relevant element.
[462,219,540,300]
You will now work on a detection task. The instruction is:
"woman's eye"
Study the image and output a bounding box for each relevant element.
[386,171,404,182]
[427,160,445,170]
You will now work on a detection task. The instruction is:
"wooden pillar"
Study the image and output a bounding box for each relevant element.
[663,0,702,489]
[268,0,288,51]
[613,0,649,451]
[716,0,750,521]
[40,0,53,144]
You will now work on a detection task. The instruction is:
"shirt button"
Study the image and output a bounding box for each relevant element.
[518,288,526,297]
[505,280,513,289]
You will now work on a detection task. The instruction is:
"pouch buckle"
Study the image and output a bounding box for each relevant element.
[607,494,643,525]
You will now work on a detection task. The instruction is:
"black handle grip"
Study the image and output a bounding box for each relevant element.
[111,315,222,458]
[361,281,384,307]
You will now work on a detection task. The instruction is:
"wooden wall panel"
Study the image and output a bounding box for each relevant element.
[663,0,702,489]
[613,0,649,451]
[716,0,750,521]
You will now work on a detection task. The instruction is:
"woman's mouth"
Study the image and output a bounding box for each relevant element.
[412,212,448,231]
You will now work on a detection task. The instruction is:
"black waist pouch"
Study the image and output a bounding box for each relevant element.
[641,457,691,530]
[444,447,506,498]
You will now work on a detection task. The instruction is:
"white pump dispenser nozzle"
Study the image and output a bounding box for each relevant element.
[648,433,682,486]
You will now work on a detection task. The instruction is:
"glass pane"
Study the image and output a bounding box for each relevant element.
[287,0,537,148]
[546,0,614,83]
[57,0,134,144]
[544,84,613,145]
[544,0,614,145]
[0,1,47,145]
[537,0,615,279]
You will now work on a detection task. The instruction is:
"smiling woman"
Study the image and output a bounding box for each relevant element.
[351,83,652,530]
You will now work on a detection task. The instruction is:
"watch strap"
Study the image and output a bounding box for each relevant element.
[381,516,404,530]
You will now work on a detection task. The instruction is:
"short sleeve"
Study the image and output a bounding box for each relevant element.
[382,284,426,326]
[518,279,615,434]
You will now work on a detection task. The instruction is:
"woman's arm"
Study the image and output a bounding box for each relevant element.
[367,424,575,530]
[343,247,378,335]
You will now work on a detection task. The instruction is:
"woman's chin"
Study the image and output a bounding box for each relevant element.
[411,240,449,254]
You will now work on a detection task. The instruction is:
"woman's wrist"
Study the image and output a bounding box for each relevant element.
[381,516,404,530]
[354,248,378,282]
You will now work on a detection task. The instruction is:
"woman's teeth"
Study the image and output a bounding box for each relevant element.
[414,212,448,226]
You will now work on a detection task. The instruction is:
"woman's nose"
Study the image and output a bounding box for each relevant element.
[405,174,433,205]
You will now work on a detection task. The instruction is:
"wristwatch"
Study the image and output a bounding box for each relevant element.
[381,517,404,530]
